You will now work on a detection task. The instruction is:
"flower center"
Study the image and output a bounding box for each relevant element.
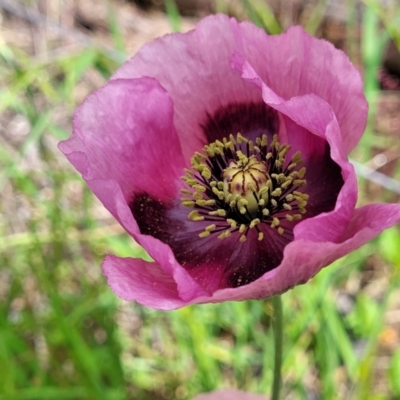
[180,133,308,242]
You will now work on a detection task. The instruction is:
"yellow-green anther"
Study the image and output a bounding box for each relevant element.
[286,194,294,202]
[201,168,211,179]
[271,188,282,197]
[188,210,204,221]
[182,200,196,207]
[193,192,204,200]
[250,218,260,228]
[271,217,280,227]
[261,134,268,147]
[227,219,237,228]
[193,184,206,192]
[281,179,292,189]
[199,231,211,238]
[209,209,227,217]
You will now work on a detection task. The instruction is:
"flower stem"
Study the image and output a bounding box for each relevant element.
[270,295,283,400]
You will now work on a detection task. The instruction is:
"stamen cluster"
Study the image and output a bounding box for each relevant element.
[181,133,308,242]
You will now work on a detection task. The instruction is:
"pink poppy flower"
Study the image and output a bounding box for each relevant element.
[59,14,400,310]
[192,389,267,400]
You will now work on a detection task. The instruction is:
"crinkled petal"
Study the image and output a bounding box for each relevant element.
[130,192,286,294]
[238,23,368,153]
[131,179,310,293]
[58,79,210,303]
[233,55,358,243]
[80,179,208,303]
[112,15,269,163]
[192,389,268,400]
[129,192,229,294]
[197,203,400,305]
[113,15,367,158]
[277,95,357,243]
[102,255,187,310]
[278,116,343,219]
[59,77,185,203]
